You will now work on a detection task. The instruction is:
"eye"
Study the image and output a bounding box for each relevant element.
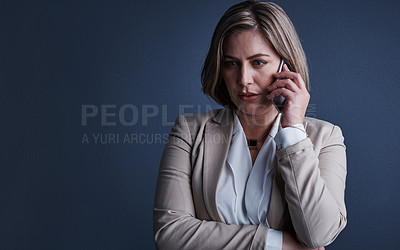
[252,60,267,66]
[223,61,239,67]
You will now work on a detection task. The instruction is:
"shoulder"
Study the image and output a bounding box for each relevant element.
[303,117,345,148]
[304,117,343,133]
[304,117,337,131]
[170,108,231,140]
[174,108,231,129]
[181,108,224,125]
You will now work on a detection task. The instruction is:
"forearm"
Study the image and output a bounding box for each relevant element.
[154,208,269,250]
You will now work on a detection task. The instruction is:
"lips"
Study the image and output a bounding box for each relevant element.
[239,92,260,102]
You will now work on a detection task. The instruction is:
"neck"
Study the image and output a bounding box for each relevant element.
[235,105,279,140]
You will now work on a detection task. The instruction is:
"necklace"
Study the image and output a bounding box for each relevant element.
[246,130,270,151]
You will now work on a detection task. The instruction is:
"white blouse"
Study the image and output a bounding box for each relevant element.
[216,111,308,249]
[216,112,280,227]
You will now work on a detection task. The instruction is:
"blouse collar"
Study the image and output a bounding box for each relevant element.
[232,112,282,139]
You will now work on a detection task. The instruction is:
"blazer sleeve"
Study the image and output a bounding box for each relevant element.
[276,124,347,248]
[153,115,271,250]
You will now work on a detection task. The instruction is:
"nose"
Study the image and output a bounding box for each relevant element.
[238,64,252,86]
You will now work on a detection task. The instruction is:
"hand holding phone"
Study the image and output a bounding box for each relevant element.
[267,59,310,127]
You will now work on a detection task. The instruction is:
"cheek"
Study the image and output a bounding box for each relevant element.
[222,71,236,91]
[222,69,231,82]
[257,71,275,87]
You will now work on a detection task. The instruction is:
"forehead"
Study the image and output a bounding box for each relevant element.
[222,29,276,57]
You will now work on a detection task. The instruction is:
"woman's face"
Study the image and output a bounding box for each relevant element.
[222,29,281,116]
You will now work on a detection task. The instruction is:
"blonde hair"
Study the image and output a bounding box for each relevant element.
[201,0,309,107]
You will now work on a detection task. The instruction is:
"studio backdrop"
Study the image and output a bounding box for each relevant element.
[1,0,399,249]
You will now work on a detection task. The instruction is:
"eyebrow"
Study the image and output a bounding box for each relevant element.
[223,53,271,60]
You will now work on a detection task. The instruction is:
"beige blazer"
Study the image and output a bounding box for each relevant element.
[153,108,347,250]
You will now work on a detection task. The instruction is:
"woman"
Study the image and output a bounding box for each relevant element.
[153,1,347,249]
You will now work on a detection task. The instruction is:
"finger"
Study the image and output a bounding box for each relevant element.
[267,78,299,92]
[266,87,293,100]
[274,70,306,90]
[273,64,306,89]
[283,63,290,72]
[274,63,291,78]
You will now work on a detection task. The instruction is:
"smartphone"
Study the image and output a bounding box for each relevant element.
[271,59,286,112]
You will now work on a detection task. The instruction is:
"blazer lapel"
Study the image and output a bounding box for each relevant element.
[203,108,233,222]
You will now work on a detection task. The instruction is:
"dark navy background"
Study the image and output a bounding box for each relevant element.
[1,0,399,249]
